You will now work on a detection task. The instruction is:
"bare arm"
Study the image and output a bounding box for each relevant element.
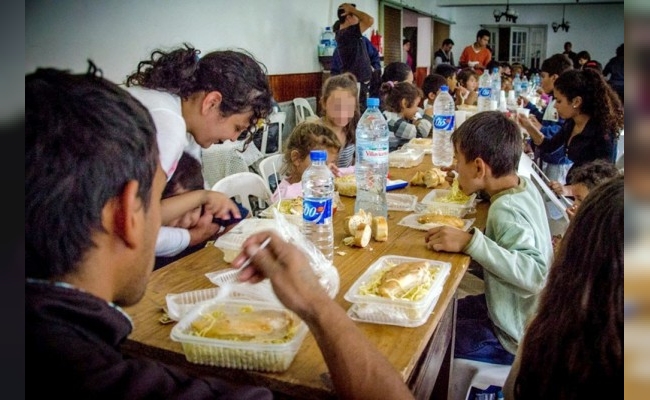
[234,231,414,400]
[341,3,374,34]
[517,114,545,146]
[161,190,240,224]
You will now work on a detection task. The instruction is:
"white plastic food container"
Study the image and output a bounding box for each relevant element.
[389,148,425,168]
[418,189,477,218]
[344,256,451,327]
[171,298,308,372]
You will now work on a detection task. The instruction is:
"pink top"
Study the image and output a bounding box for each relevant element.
[270,179,302,203]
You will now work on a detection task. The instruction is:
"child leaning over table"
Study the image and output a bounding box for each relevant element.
[425,111,553,365]
[270,122,341,203]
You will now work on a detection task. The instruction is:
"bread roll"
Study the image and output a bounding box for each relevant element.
[190,308,295,342]
[344,209,372,235]
[377,261,430,299]
[372,216,388,241]
[416,213,465,229]
[335,175,356,197]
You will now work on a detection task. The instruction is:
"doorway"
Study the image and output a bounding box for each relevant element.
[484,25,546,69]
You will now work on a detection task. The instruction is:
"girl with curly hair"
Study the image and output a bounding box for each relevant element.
[125,44,273,256]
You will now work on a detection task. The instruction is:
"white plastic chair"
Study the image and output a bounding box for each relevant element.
[258,111,287,157]
[292,97,317,125]
[257,153,286,194]
[211,171,273,215]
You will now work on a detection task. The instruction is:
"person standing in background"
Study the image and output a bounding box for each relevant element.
[603,43,624,105]
[562,41,579,68]
[459,29,492,74]
[403,39,415,72]
[330,21,381,77]
[433,38,455,68]
[335,3,375,110]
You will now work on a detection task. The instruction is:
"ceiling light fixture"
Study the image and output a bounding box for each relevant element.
[552,5,570,33]
[493,0,518,23]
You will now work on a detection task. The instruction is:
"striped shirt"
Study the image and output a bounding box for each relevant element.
[337,142,355,168]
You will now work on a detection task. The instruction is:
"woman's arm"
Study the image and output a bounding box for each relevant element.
[161,190,240,224]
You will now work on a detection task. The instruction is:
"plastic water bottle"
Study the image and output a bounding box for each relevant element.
[319,26,336,56]
[432,85,455,168]
[521,75,529,96]
[302,150,334,262]
[355,97,389,218]
[513,73,522,98]
[490,67,501,108]
[477,69,492,112]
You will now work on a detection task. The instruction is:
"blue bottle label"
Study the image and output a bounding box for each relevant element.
[433,115,455,131]
[478,87,492,98]
[303,198,332,224]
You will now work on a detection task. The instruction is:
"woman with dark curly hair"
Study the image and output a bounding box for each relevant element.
[125,44,273,257]
[503,174,623,399]
[518,68,623,192]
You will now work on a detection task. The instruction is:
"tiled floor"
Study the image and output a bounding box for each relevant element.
[457,272,485,299]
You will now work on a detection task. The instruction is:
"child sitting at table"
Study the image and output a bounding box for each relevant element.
[270,122,341,203]
[155,152,247,269]
[456,67,479,107]
[421,73,447,110]
[380,81,432,151]
[425,111,554,365]
[317,72,360,169]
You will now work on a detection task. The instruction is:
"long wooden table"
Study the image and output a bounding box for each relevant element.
[122,158,488,399]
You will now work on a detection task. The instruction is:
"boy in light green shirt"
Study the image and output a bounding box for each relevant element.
[425,111,553,364]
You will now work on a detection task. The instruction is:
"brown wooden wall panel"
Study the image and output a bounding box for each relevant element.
[383,5,403,66]
[268,73,323,103]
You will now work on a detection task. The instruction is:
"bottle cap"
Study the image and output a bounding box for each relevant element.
[310,149,327,161]
[440,85,449,92]
[366,97,380,107]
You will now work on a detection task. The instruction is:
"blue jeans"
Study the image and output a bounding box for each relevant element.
[454,294,515,365]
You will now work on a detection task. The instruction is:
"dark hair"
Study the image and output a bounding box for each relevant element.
[513,175,623,399]
[125,44,272,133]
[26,63,159,279]
[451,111,522,178]
[486,60,500,73]
[554,69,624,136]
[403,39,411,46]
[457,68,479,87]
[569,159,620,190]
[380,82,423,113]
[477,29,490,40]
[433,64,457,79]
[422,74,447,97]
[577,50,591,61]
[541,53,573,76]
[442,38,454,46]
[162,152,204,199]
[320,72,360,146]
[382,62,412,83]
[615,43,623,58]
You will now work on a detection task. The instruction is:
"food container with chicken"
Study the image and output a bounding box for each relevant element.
[344,256,451,327]
[171,298,308,372]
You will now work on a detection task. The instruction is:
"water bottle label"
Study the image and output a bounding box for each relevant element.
[433,115,455,131]
[303,198,332,224]
[359,144,388,164]
[478,87,492,98]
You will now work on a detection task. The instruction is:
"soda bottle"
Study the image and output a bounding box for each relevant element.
[432,85,455,167]
[302,150,334,262]
[355,97,389,218]
[477,69,492,112]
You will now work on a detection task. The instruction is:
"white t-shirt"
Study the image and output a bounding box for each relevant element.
[124,86,187,181]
